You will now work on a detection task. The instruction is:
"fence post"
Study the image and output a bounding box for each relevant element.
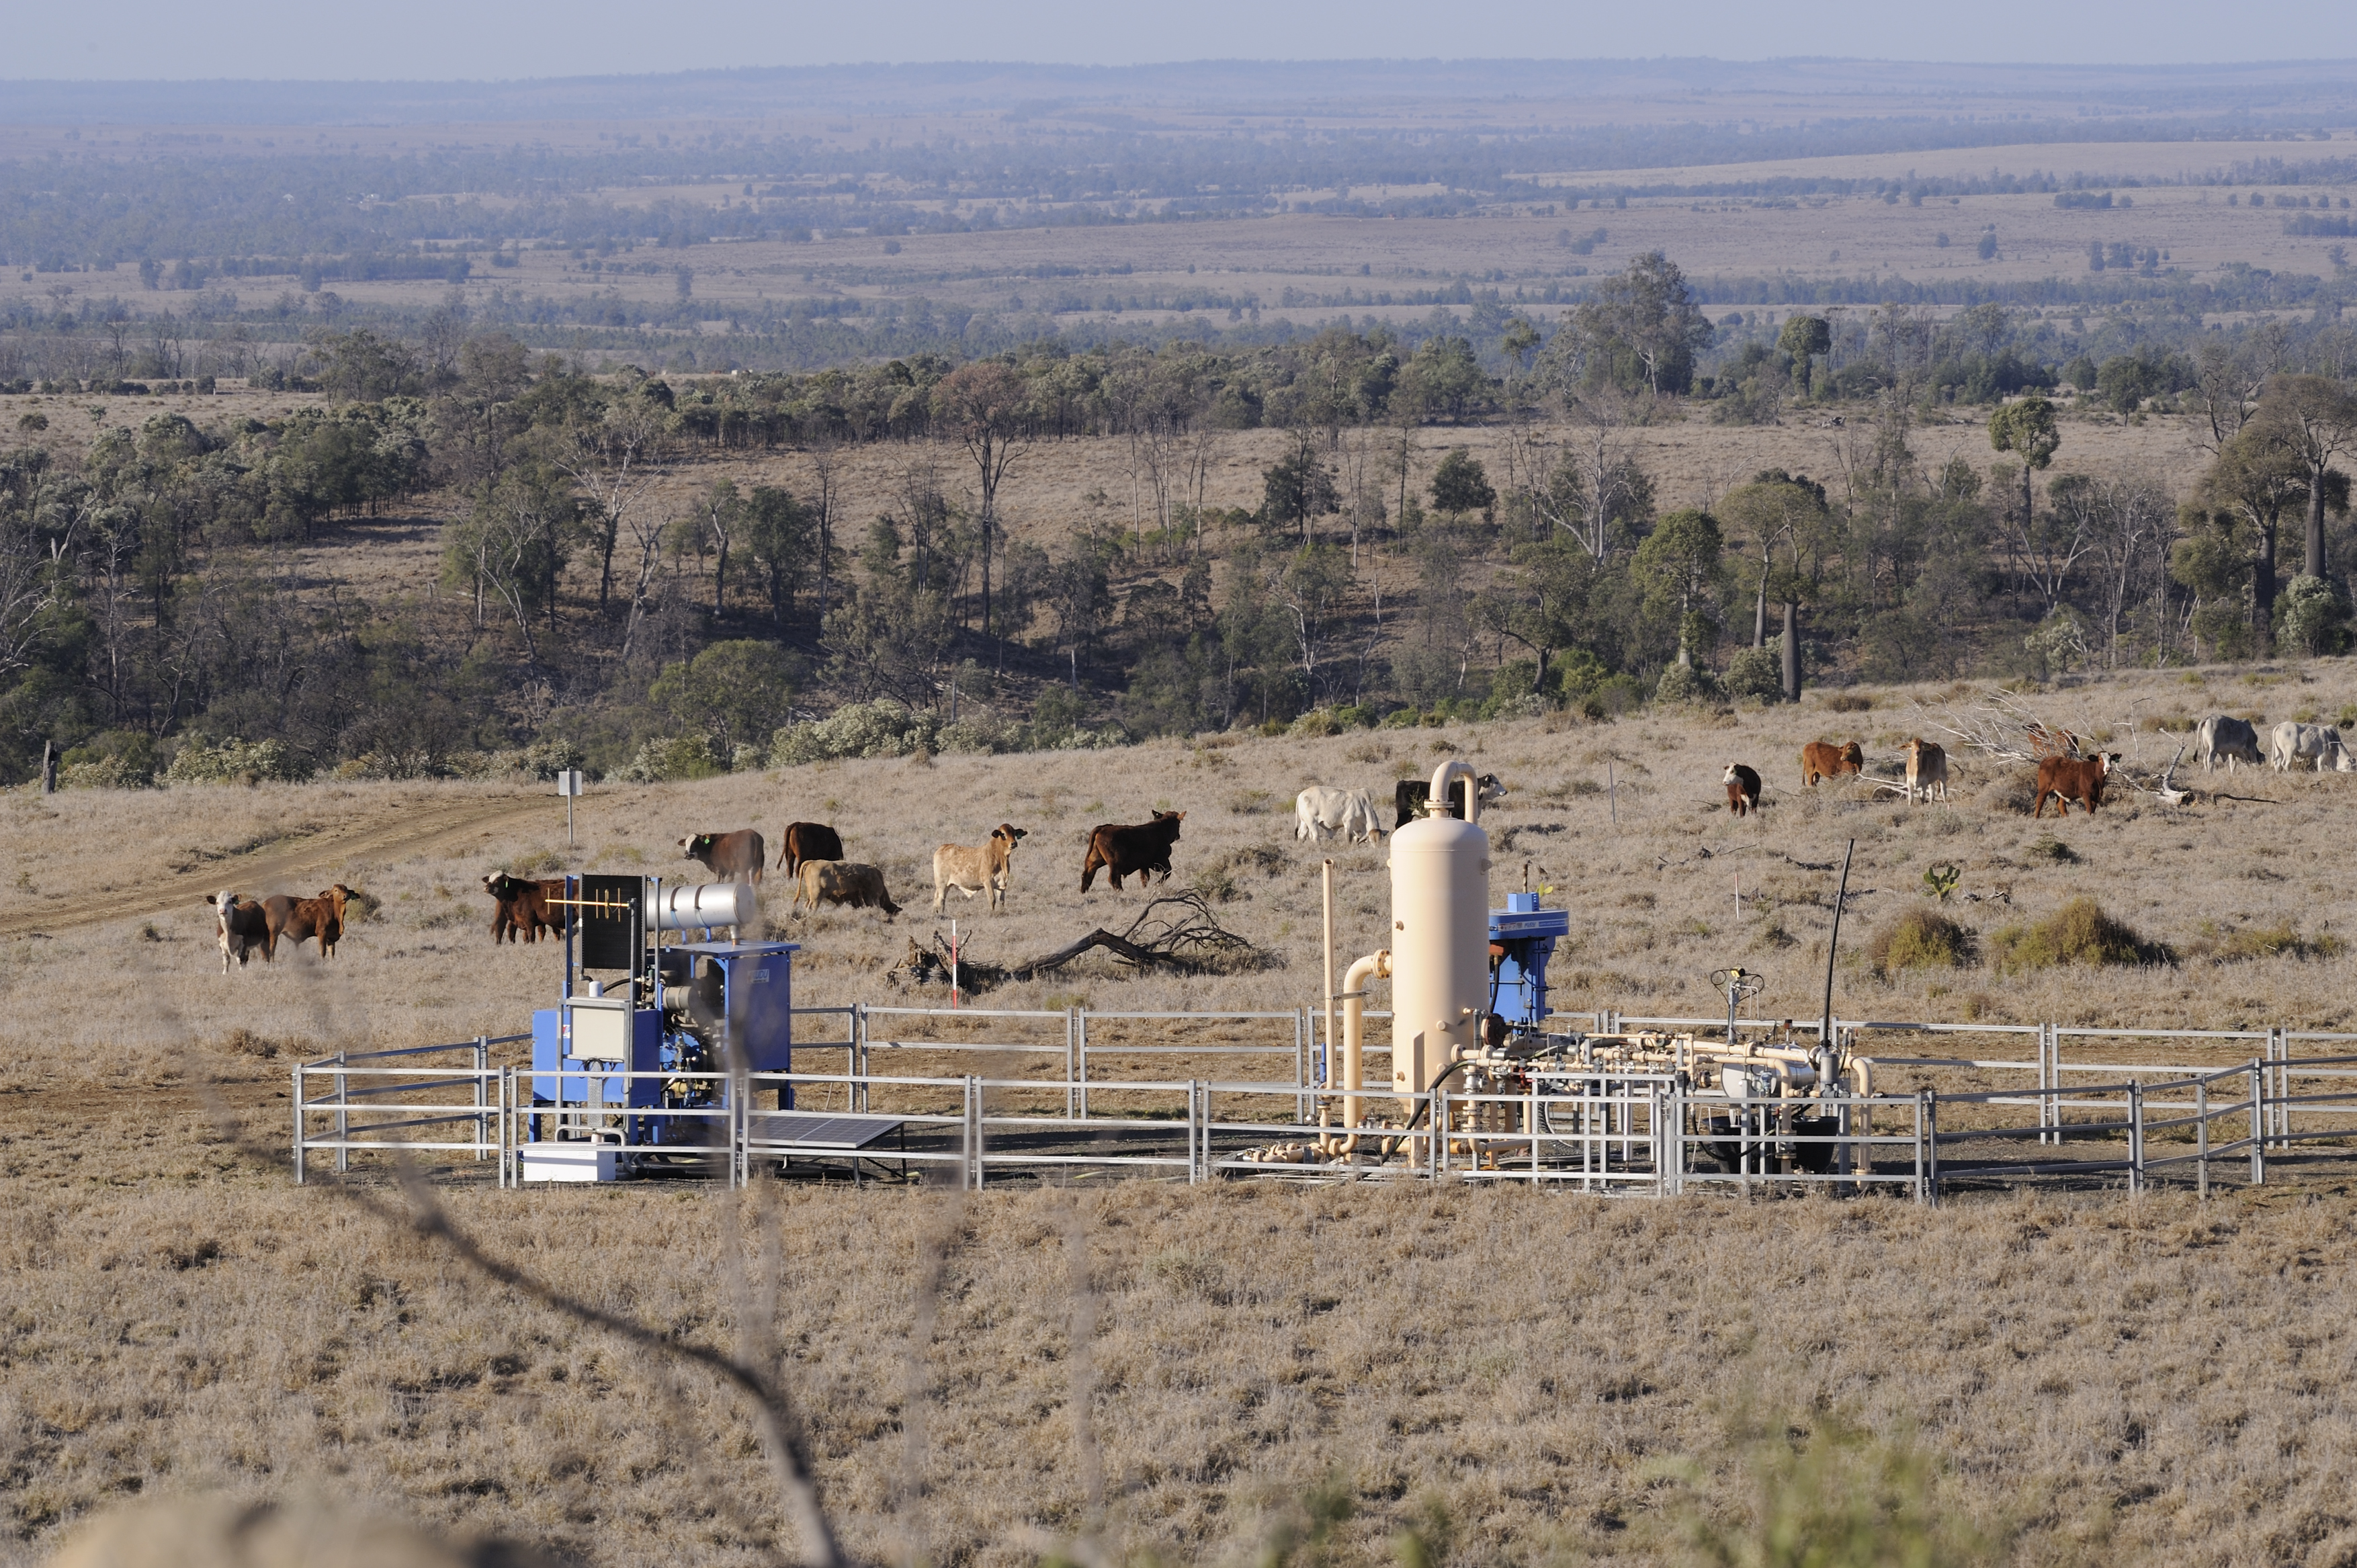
[1921,1091,1941,1207]
[2271,1027,2289,1149]
[1077,1009,1090,1121]
[2127,1080,2144,1196]
[1064,1006,1078,1121]
[292,1064,306,1186]
[335,1050,349,1174]
[1185,1080,1200,1185]
[474,1036,488,1160]
[2196,1077,2209,1201]
[2249,1060,2266,1186]
[1295,1006,1309,1127]
[503,1067,516,1189]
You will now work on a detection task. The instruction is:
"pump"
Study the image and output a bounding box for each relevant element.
[523,873,794,1180]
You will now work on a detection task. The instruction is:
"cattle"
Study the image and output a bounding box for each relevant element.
[1799,740,1865,787]
[2270,721,2354,773]
[934,824,1028,914]
[267,884,353,958]
[2196,715,2264,773]
[792,860,900,918]
[204,891,273,972]
[1723,763,1761,817]
[1393,774,1506,829]
[779,822,845,881]
[680,828,765,885]
[1295,787,1383,844]
[484,871,569,944]
[2032,753,2120,818]
[1081,810,1185,892]
[1903,738,1950,803]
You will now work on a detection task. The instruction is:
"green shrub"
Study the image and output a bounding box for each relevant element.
[1654,662,1721,705]
[1869,907,1977,976]
[163,736,312,786]
[767,699,1027,765]
[1989,896,2170,973]
[2279,574,2354,657]
[617,736,723,783]
[1723,646,1783,700]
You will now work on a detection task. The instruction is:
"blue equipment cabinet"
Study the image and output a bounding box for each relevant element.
[673,941,798,1107]
[1489,892,1571,1031]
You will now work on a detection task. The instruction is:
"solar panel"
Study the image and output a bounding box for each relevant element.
[747,1113,904,1150]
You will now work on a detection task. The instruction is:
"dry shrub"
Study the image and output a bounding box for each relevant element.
[2184,920,2349,964]
[2026,832,2078,865]
[1989,897,2171,974]
[220,1027,293,1059]
[1823,692,1875,713]
[1868,908,1977,976]
[1978,771,2039,816]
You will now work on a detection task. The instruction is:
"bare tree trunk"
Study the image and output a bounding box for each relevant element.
[1781,600,1799,702]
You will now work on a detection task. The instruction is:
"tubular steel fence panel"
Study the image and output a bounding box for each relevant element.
[285,1010,2357,1200]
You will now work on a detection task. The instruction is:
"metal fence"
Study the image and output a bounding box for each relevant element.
[290,1006,2357,1200]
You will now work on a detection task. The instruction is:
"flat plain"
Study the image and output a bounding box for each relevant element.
[7,662,2357,1565]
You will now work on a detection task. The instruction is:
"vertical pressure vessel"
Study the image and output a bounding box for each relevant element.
[1387,762,1491,1112]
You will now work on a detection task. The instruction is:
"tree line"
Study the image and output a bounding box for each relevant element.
[3,253,2355,787]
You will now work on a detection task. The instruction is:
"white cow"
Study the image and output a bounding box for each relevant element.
[933,824,1027,914]
[2196,715,2264,773]
[2270,721,2354,773]
[1295,787,1383,844]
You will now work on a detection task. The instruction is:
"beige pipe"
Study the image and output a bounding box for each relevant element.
[1322,859,1336,1113]
[1427,758,1479,824]
[1319,949,1391,1156]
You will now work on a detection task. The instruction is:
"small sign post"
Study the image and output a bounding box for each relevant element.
[556,769,585,846]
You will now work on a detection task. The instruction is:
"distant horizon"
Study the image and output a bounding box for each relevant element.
[10,53,2357,87]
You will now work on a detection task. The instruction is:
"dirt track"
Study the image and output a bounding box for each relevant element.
[0,792,552,941]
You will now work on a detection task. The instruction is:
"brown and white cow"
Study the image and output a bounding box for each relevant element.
[1081,810,1185,892]
[680,828,765,885]
[2032,752,2120,818]
[1903,738,1949,803]
[1723,763,1761,817]
[1799,740,1865,787]
[779,822,845,881]
[934,824,1028,914]
[791,860,900,918]
[204,891,273,972]
[267,885,353,959]
[484,872,569,944]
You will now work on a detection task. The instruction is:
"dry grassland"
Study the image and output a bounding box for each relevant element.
[7,666,2357,1559]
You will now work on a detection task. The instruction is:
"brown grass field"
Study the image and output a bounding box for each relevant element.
[8,659,2357,1565]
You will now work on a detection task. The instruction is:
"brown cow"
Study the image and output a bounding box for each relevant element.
[267,884,353,958]
[1080,810,1185,892]
[779,822,845,881]
[2033,752,2119,818]
[1723,763,1761,817]
[1799,740,1865,787]
[680,829,765,885]
[934,824,1028,913]
[484,872,570,943]
[791,860,900,918]
[204,891,273,971]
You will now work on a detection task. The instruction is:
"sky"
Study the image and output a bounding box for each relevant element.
[11,0,2357,80]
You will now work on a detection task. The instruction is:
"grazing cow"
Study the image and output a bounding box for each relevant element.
[484,871,569,944]
[779,822,845,881]
[679,828,765,885]
[1393,773,1506,829]
[2270,721,2354,773]
[267,884,353,958]
[1799,740,1865,787]
[792,860,900,918]
[1295,787,1383,844]
[1723,763,1761,817]
[934,824,1028,914]
[204,891,273,972]
[1081,810,1186,892]
[2032,753,2119,818]
[2196,715,2264,773]
[1903,738,1950,803]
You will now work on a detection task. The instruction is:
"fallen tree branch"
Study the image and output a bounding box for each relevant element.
[894,892,1278,994]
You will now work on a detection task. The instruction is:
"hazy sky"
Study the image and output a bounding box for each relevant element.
[11,0,2356,80]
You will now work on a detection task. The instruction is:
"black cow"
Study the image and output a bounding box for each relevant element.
[1080,810,1185,892]
[1394,773,1506,829]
